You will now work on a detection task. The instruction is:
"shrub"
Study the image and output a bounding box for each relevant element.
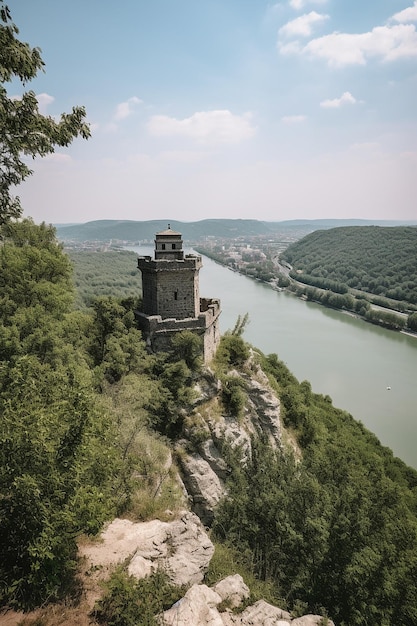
[221,375,246,418]
[215,335,249,368]
[93,568,185,626]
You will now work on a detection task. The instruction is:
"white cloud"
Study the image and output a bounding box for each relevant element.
[36,93,55,112]
[280,23,417,65]
[279,11,329,37]
[391,1,417,23]
[320,91,357,108]
[42,153,72,164]
[114,96,143,120]
[281,114,307,123]
[289,0,328,11]
[147,110,256,143]
[278,40,302,55]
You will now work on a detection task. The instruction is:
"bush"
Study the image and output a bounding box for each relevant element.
[221,375,246,418]
[215,335,249,368]
[408,312,417,332]
[93,568,185,626]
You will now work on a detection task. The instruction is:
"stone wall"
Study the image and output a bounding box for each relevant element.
[136,298,221,364]
[138,256,202,319]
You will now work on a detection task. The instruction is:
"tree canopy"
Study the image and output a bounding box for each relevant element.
[0,1,90,225]
[281,226,417,306]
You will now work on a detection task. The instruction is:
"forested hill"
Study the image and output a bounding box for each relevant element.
[2,220,417,625]
[55,218,414,243]
[281,225,417,305]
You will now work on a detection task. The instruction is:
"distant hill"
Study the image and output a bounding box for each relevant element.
[55,218,417,243]
[281,225,417,305]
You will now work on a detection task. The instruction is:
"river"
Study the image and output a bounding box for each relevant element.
[130,246,417,468]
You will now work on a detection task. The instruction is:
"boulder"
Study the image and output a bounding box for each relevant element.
[161,584,224,626]
[161,580,290,626]
[226,599,291,625]
[80,510,214,587]
[292,616,335,626]
[213,574,250,609]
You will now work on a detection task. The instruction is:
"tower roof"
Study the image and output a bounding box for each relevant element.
[156,224,181,236]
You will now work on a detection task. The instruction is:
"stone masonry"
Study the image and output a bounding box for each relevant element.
[136,225,221,363]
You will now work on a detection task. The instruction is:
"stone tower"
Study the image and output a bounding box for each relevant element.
[136,225,221,363]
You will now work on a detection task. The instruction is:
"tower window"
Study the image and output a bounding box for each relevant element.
[172,243,176,249]
[174,291,178,300]
[162,243,166,250]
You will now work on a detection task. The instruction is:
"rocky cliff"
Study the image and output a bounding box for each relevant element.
[80,354,332,625]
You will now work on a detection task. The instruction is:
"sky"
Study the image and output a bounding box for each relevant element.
[7,0,417,224]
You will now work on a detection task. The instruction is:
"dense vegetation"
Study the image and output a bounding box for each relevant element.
[0,220,196,609]
[212,349,417,626]
[69,250,141,307]
[2,221,417,625]
[281,226,417,306]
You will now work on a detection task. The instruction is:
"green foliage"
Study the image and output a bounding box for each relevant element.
[231,313,250,336]
[68,250,141,308]
[145,357,196,438]
[213,351,417,626]
[364,308,406,331]
[407,311,417,331]
[205,542,286,609]
[0,221,120,608]
[282,226,417,307]
[170,330,203,371]
[0,2,90,225]
[221,375,247,418]
[290,271,349,294]
[93,567,185,626]
[215,334,250,368]
[101,374,184,519]
[89,295,146,384]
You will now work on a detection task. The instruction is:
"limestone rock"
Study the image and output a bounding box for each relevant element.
[241,373,282,448]
[292,616,335,626]
[225,600,292,625]
[80,510,213,587]
[179,452,224,525]
[200,438,230,480]
[180,366,284,524]
[161,584,224,626]
[212,574,250,609]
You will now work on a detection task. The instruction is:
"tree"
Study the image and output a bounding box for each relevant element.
[0,2,90,225]
[408,312,417,332]
[0,221,120,607]
[171,330,203,371]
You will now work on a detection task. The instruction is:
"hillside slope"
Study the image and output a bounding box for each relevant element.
[281,226,417,305]
[2,221,417,626]
[55,219,416,244]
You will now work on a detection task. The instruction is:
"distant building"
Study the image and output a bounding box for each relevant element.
[136,225,221,363]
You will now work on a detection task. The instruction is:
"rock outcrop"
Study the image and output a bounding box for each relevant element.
[160,576,335,626]
[179,357,284,524]
[80,510,214,587]
[80,363,334,626]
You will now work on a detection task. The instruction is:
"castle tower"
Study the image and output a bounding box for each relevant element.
[136,225,221,363]
[138,225,202,319]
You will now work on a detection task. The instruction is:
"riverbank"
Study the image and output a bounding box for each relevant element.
[197,251,415,336]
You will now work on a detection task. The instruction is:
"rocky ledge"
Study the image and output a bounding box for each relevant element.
[81,513,333,626]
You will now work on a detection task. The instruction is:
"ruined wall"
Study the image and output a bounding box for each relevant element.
[136,298,221,364]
